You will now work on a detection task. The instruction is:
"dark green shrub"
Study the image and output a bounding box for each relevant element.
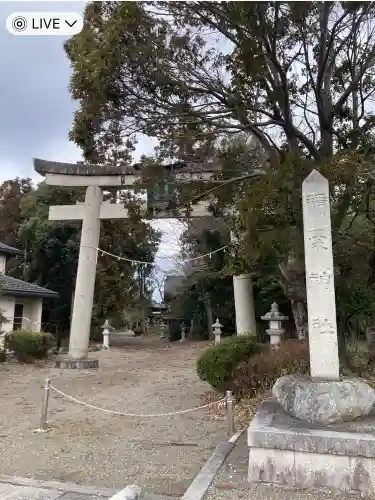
[346,341,371,375]
[228,339,375,398]
[230,339,310,398]
[90,324,104,342]
[196,335,260,391]
[5,329,51,363]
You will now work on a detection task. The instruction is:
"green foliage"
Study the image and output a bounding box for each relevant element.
[229,340,310,398]
[5,330,51,363]
[65,3,375,166]
[170,224,234,338]
[19,184,82,334]
[18,183,160,335]
[0,177,33,278]
[345,341,372,376]
[0,177,161,343]
[0,177,33,248]
[64,1,375,344]
[196,336,260,391]
[229,340,375,398]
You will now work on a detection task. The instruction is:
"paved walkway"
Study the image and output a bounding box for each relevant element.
[0,477,176,500]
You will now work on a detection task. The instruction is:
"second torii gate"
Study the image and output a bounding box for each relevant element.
[34,158,256,367]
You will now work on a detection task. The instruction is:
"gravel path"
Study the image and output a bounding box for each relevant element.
[0,339,227,497]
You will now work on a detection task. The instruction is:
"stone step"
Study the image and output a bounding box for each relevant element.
[0,480,177,500]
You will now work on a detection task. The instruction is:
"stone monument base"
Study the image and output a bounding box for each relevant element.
[55,357,99,369]
[248,399,375,494]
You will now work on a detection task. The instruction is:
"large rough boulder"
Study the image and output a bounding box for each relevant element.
[272,375,375,425]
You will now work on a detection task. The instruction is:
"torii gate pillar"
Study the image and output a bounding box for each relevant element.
[69,185,102,361]
[233,274,256,335]
[230,231,257,335]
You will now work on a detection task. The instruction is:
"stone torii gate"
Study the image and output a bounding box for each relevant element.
[34,158,256,367]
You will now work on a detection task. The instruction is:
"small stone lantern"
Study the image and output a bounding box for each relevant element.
[180,323,186,343]
[102,319,111,349]
[261,302,288,345]
[160,320,166,339]
[213,318,223,344]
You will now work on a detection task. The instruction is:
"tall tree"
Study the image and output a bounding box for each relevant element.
[65,2,375,343]
[0,178,33,246]
[66,2,375,162]
[0,178,33,278]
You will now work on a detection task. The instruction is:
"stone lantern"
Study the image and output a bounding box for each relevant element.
[180,323,186,343]
[102,319,111,349]
[261,302,288,345]
[212,318,223,344]
[160,320,166,339]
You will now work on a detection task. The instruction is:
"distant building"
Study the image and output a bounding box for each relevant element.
[0,242,58,334]
[148,300,167,322]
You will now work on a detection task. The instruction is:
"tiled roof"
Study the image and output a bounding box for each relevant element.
[0,274,59,298]
[0,242,22,256]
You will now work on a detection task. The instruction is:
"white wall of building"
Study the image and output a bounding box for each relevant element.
[0,296,15,332]
[21,296,43,331]
[0,255,6,274]
[0,295,43,333]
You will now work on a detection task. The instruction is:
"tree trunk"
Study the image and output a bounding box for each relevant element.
[139,265,146,333]
[206,293,214,340]
[366,311,375,365]
[337,314,348,368]
[278,256,308,340]
[290,299,308,339]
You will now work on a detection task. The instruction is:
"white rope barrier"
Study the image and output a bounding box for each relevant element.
[49,384,226,418]
[1,316,36,322]
[35,379,235,436]
[82,243,230,266]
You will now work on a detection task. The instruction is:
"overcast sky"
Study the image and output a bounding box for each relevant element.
[0,1,182,292]
[0,1,159,183]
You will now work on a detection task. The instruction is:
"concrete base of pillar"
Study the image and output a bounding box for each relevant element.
[248,399,375,494]
[55,357,99,369]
